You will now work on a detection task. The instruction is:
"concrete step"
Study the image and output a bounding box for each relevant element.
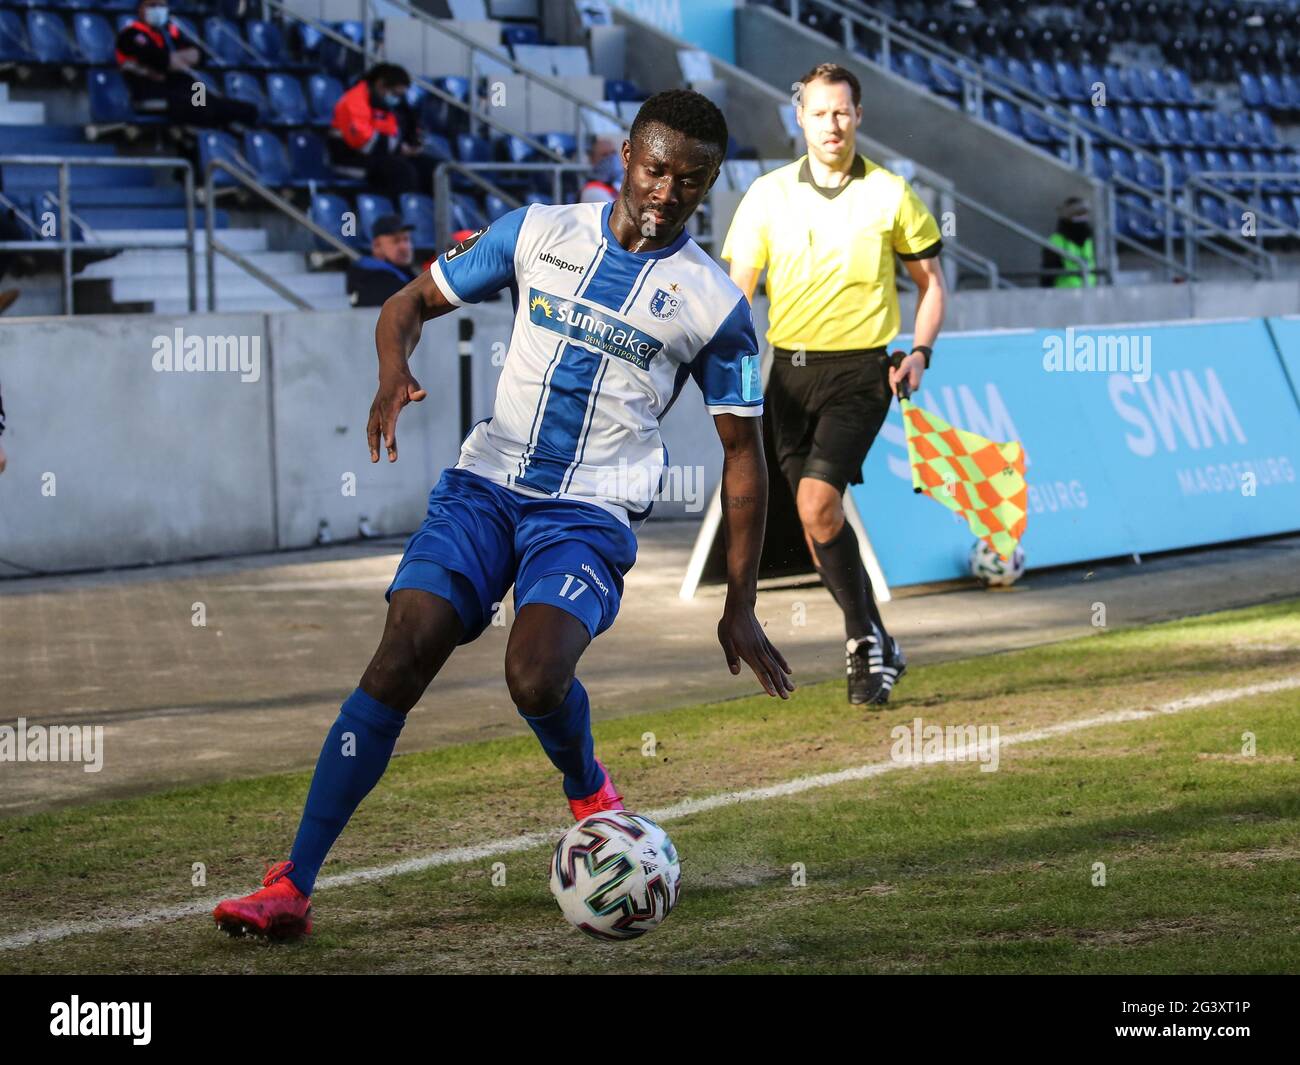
[78,249,308,280]
[0,100,43,124]
[111,272,347,304]
[86,228,269,252]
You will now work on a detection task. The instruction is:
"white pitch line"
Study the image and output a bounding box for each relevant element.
[2,675,1296,953]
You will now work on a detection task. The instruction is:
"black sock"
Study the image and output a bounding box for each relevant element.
[812,524,887,642]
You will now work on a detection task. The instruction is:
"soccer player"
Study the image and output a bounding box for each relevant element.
[722,63,946,707]
[213,90,794,939]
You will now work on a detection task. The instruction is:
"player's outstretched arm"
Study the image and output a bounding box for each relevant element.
[713,413,795,699]
[367,272,455,463]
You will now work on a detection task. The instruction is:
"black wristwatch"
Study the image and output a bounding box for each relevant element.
[910,345,933,368]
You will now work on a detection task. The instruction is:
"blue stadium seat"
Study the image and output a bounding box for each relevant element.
[355,192,394,241]
[287,130,333,183]
[422,76,470,134]
[307,73,343,127]
[309,191,363,251]
[86,67,164,125]
[27,10,77,64]
[1102,65,1131,105]
[320,20,363,78]
[1179,148,1206,179]
[243,129,293,186]
[1249,150,1280,193]
[0,11,33,63]
[1143,69,1177,107]
[985,98,1024,139]
[1211,111,1242,147]
[1249,111,1281,149]
[1139,106,1171,148]
[1263,193,1298,231]
[1195,193,1230,231]
[1221,149,1253,195]
[1165,68,1196,107]
[540,131,577,159]
[1116,105,1150,146]
[1161,106,1192,147]
[455,134,493,164]
[1282,73,1300,114]
[1106,146,1139,186]
[451,193,488,233]
[204,16,248,68]
[1239,72,1264,110]
[604,79,642,103]
[398,191,435,247]
[484,192,513,221]
[1120,67,1153,105]
[1088,102,1120,138]
[1002,58,1034,95]
[223,71,267,114]
[1200,148,1230,189]
[1157,149,1188,188]
[266,73,308,127]
[245,19,291,69]
[197,129,253,187]
[1028,59,1059,100]
[1088,145,1112,182]
[422,132,454,163]
[1187,109,1217,147]
[72,12,113,64]
[503,135,536,164]
[1258,73,1288,112]
[899,51,937,92]
[1054,60,1088,103]
[501,24,539,50]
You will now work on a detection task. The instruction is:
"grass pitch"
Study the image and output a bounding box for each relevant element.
[1,599,1297,974]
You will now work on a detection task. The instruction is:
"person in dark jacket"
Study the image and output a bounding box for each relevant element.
[347,214,416,307]
[114,0,258,128]
[1040,196,1097,287]
[330,64,436,202]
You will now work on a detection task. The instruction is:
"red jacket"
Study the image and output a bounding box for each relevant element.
[332,81,399,154]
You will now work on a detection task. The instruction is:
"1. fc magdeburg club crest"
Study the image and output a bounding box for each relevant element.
[649,287,682,322]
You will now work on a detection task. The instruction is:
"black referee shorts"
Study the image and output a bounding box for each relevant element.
[768,346,893,495]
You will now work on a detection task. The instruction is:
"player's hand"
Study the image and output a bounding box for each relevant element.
[367,370,427,463]
[717,599,795,699]
[888,350,925,398]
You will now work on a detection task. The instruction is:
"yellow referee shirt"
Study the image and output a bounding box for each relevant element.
[721,154,942,352]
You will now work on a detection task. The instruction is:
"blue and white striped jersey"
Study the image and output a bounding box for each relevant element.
[430,201,763,524]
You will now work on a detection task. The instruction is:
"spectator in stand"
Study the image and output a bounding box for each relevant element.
[347,214,416,308]
[330,64,436,204]
[1040,196,1097,288]
[115,0,259,128]
[579,136,623,204]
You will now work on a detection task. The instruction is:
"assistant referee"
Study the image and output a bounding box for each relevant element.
[722,62,946,707]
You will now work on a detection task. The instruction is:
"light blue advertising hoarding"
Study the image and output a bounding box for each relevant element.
[850,319,1300,587]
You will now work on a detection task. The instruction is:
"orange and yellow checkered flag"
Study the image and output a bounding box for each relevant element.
[901,398,1028,561]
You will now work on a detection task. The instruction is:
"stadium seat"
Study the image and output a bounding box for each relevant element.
[398,191,436,248]
[356,192,394,240]
[245,19,294,70]
[1195,192,1230,231]
[1028,59,1059,100]
[243,129,294,187]
[1165,68,1197,107]
[929,57,964,98]
[1263,193,1298,231]
[197,129,255,187]
[484,192,513,221]
[1249,111,1281,149]
[307,74,343,127]
[502,135,537,164]
[223,71,267,115]
[422,132,454,164]
[266,74,308,127]
[0,11,33,63]
[1187,109,1218,148]
[1088,102,1120,138]
[1120,67,1153,105]
[1139,106,1171,148]
[27,10,77,64]
[1118,194,1161,240]
[1143,69,1177,107]
[1054,60,1089,103]
[451,193,488,233]
[1135,152,1166,190]
[86,67,164,125]
[1211,111,1243,148]
[203,16,249,68]
[1088,145,1112,182]
[1248,150,1280,193]
[899,51,938,92]
[1258,73,1288,112]
[501,24,540,50]
[1116,105,1151,146]
[309,191,363,251]
[320,20,363,78]
[604,79,642,103]
[455,134,493,165]
[421,77,471,135]
[1239,72,1265,110]
[1106,146,1140,186]
[1157,149,1188,188]
[72,12,113,65]
[1102,65,1131,104]
[986,98,1025,139]
[1161,106,1193,147]
[540,131,577,159]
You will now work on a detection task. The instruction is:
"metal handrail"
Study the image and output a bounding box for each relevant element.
[0,154,195,314]
[203,158,360,311]
[773,0,1258,282]
[257,0,588,167]
[943,184,1093,279]
[361,0,628,145]
[432,161,591,252]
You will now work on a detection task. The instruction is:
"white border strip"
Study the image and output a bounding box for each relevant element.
[1,675,1295,953]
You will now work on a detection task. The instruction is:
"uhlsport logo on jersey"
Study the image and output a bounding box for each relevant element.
[648,286,682,321]
[527,287,664,369]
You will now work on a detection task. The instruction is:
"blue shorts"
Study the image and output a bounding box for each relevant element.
[387,467,638,643]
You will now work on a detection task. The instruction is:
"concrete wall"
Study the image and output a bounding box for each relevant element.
[734,6,1100,280]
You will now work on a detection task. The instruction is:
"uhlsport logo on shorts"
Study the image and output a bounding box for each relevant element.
[527,288,664,369]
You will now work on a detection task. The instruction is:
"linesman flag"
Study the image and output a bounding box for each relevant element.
[900,397,1029,561]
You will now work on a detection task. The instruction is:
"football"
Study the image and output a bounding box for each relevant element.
[549,812,682,940]
[969,540,1027,587]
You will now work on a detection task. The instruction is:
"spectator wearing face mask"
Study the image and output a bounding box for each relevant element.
[114,0,259,129]
[330,64,436,205]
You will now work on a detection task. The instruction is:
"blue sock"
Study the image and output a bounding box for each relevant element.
[519,678,603,799]
[287,688,406,896]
